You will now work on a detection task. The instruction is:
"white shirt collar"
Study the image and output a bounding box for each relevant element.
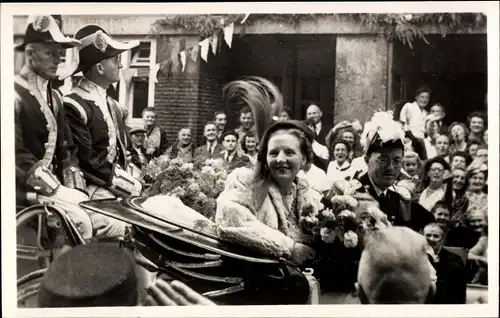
[368,174,391,197]
[35,74,49,96]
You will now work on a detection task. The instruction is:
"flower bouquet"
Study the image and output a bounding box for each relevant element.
[301,179,390,292]
[142,156,229,220]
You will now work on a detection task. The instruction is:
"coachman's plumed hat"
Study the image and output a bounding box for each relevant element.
[57,24,139,79]
[37,243,138,307]
[362,111,405,155]
[15,15,81,51]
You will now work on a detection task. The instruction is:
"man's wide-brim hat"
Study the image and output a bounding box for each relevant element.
[15,15,81,51]
[57,24,139,79]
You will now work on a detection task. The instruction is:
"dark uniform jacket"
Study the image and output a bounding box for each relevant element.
[63,79,130,188]
[15,68,82,208]
[356,172,435,232]
[431,248,467,304]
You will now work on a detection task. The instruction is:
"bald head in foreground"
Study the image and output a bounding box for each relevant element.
[356,226,437,304]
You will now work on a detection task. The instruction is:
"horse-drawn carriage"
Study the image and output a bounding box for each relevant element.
[16,197,320,307]
[16,197,488,307]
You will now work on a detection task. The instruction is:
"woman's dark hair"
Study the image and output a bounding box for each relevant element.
[330,139,352,158]
[430,200,450,215]
[467,111,487,128]
[449,151,472,167]
[257,124,314,181]
[417,156,451,195]
[240,131,258,154]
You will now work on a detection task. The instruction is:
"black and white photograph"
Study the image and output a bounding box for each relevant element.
[2,2,498,317]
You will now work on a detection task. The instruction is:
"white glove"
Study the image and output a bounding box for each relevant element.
[37,185,93,240]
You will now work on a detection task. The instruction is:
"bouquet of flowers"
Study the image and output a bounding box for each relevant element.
[143,156,228,220]
[301,179,390,249]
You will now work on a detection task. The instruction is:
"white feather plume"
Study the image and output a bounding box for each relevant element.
[365,110,405,145]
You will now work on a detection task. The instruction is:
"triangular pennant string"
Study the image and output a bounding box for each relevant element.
[211,33,219,56]
[241,13,250,24]
[223,22,234,49]
[199,38,210,62]
[179,51,187,72]
[112,82,118,89]
[190,45,200,63]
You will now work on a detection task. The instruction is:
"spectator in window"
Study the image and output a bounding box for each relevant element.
[467,138,482,159]
[399,86,431,139]
[305,104,332,147]
[449,151,471,171]
[417,157,452,213]
[422,223,467,304]
[165,127,195,163]
[448,122,469,154]
[428,103,448,134]
[240,131,259,166]
[467,111,487,143]
[356,227,437,304]
[194,122,224,163]
[213,111,228,140]
[434,134,451,161]
[142,108,169,159]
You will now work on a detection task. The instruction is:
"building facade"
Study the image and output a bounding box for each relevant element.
[14,14,487,145]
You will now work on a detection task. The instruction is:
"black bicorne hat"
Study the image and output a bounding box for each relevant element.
[58,24,139,79]
[366,131,405,155]
[37,243,138,307]
[15,15,81,51]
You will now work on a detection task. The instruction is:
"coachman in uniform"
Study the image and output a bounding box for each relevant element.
[354,112,435,232]
[14,15,93,239]
[60,25,143,238]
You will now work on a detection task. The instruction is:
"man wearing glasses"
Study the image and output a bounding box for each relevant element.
[355,113,435,232]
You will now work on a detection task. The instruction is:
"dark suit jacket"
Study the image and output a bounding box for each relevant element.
[356,173,435,232]
[431,248,467,304]
[194,142,225,163]
[214,151,252,173]
[15,69,80,207]
[315,122,332,147]
[64,79,130,188]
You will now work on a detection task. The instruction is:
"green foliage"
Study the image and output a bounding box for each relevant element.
[150,13,486,49]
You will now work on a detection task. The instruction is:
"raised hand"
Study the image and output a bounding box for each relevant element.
[144,279,215,306]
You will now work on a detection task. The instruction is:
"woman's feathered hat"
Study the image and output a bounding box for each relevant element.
[362,111,406,155]
[57,24,140,80]
[15,15,81,51]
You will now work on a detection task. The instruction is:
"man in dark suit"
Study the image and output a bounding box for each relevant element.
[194,122,224,163]
[423,223,467,304]
[354,114,434,232]
[305,104,332,147]
[14,15,92,239]
[216,131,252,173]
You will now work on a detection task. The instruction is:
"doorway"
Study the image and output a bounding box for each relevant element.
[224,34,336,127]
[391,34,487,124]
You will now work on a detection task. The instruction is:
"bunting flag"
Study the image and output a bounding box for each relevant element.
[223,23,234,49]
[179,51,187,72]
[199,38,210,62]
[211,33,219,56]
[112,82,118,89]
[241,13,250,24]
[150,63,161,83]
[190,45,200,63]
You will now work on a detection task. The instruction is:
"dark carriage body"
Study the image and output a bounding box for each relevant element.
[80,197,313,305]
